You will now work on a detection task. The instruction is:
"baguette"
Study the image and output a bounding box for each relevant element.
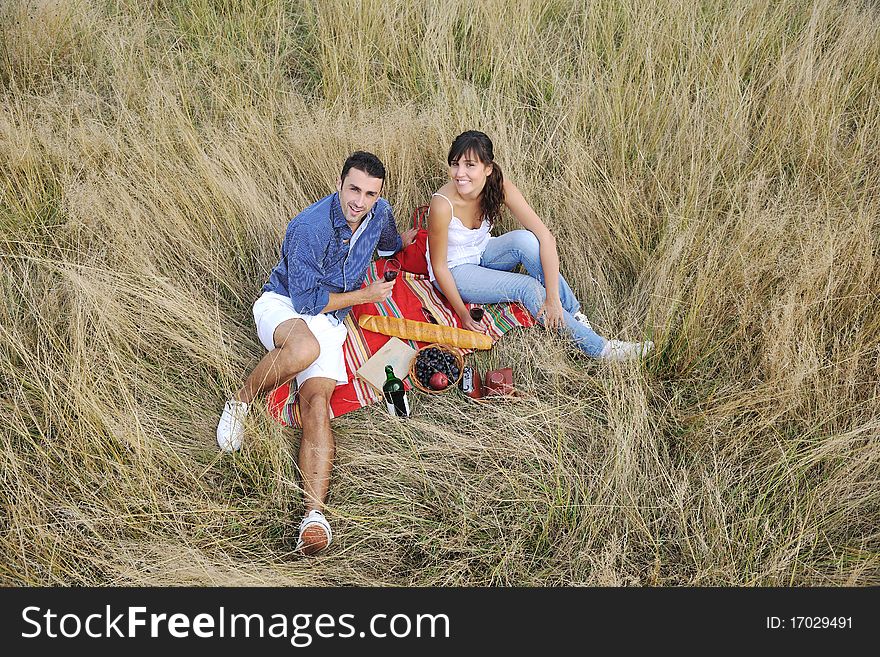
[358,314,493,350]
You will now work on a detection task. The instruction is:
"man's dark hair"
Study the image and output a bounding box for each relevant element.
[340,151,386,183]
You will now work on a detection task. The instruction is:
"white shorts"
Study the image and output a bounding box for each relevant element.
[252,291,348,387]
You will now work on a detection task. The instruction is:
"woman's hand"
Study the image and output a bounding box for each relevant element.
[458,310,486,333]
[537,297,565,330]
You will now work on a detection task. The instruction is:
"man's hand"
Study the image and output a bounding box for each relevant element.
[400,227,419,248]
[361,279,395,304]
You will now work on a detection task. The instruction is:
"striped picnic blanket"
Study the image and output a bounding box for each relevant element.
[267,258,534,427]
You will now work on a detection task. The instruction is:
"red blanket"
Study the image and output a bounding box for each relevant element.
[267,259,534,427]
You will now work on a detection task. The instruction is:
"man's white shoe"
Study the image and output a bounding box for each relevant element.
[573,311,593,331]
[216,400,249,452]
[296,510,332,555]
[599,339,654,362]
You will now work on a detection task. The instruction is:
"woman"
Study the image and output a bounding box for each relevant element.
[427,130,653,361]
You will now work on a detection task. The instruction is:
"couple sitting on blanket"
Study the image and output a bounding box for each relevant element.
[216,131,654,555]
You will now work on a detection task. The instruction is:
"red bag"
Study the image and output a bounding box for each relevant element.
[396,228,429,276]
[483,367,515,396]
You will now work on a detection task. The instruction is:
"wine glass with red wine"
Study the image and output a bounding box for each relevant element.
[469,306,485,323]
[383,258,401,282]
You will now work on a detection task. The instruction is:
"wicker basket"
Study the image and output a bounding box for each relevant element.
[409,343,465,393]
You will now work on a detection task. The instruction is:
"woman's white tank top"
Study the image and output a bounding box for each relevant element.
[425,193,493,281]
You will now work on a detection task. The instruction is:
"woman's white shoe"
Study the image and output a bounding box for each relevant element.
[573,311,593,331]
[599,339,654,361]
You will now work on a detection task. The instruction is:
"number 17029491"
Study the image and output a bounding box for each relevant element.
[790,617,852,629]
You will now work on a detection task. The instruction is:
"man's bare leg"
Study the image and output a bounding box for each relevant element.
[295,376,336,555]
[217,318,320,452]
[297,377,336,512]
[236,318,319,404]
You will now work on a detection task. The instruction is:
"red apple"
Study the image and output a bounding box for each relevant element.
[429,372,449,390]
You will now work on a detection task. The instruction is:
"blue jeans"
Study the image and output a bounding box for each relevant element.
[437,230,607,357]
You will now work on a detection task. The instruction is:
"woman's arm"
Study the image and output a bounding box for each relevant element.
[427,195,484,333]
[502,179,564,328]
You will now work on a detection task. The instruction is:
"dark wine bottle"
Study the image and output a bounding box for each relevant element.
[382,365,410,417]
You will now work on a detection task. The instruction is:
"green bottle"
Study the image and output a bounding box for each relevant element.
[382,365,410,418]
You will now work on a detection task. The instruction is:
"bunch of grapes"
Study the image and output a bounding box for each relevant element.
[414,347,460,389]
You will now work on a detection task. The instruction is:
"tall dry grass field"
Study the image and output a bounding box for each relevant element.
[1,0,878,585]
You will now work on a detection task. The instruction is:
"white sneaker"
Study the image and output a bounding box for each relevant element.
[296,509,332,555]
[599,339,654,361]
[573,311,593,331]
[216,400,249,452]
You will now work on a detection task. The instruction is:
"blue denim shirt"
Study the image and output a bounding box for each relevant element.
[262,192,402,322]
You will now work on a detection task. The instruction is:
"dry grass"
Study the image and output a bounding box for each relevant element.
[1,0,878,586]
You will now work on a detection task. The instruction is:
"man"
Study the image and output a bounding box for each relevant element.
[216,151,417,555]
